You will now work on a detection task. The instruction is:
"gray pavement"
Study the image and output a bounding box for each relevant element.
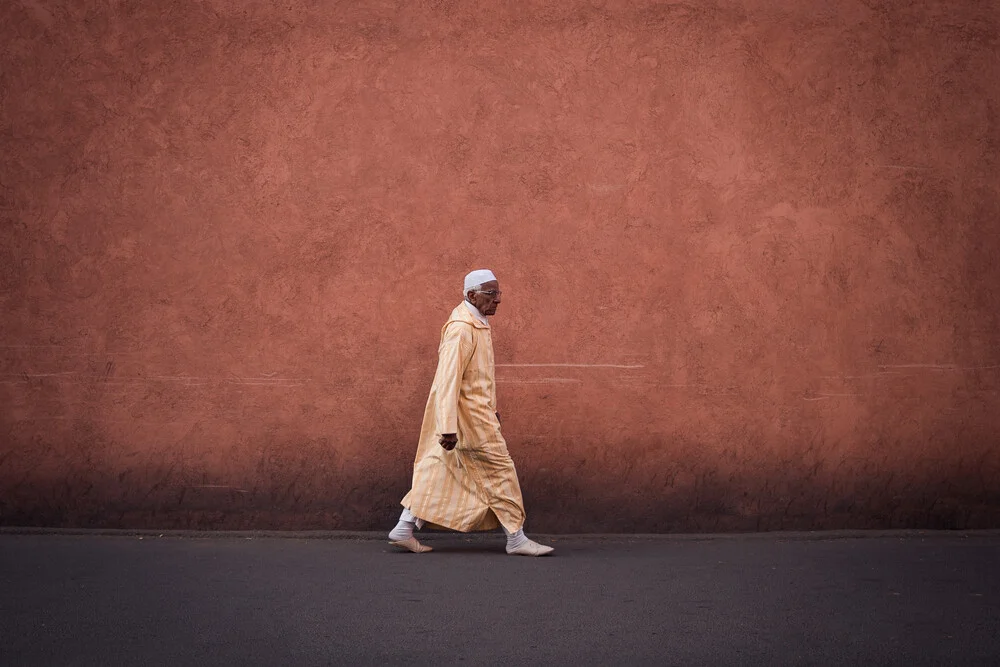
[1,530,998,666]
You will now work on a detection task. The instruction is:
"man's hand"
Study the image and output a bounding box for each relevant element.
[439,433,458,451]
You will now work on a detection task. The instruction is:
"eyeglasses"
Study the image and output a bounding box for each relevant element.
[475,289,502,298]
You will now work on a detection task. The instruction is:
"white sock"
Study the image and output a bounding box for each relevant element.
[388,508,421,541]
[389,508,417,542]
[502,525,529,550]
[402,508,426,529]
[388,519,413,541]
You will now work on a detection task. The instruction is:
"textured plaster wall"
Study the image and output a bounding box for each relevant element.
[2,0,999,532]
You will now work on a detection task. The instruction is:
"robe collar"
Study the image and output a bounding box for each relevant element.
[453,300,490,329]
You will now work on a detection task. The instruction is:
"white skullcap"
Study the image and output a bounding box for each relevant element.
[464,269,497,293]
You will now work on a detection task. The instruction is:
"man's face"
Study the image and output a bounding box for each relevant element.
[467,280,502,316]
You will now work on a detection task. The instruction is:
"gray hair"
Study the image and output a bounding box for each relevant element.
[464,283,484,298]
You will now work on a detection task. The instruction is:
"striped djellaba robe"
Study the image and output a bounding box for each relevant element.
[401,302,526,533]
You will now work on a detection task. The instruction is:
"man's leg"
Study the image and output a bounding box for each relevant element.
[502,524,553,556]
[389,508,424,540]
[388,507,432,553]
[464,443,553,557]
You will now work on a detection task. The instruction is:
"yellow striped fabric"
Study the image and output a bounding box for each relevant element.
[401,303,526,533]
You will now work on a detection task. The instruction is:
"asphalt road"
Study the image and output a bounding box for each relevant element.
[1,530,998,666]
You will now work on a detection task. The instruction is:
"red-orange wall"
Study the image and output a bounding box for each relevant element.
[2,0,998,532]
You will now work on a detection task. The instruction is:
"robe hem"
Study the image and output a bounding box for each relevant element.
[400,502,523,534]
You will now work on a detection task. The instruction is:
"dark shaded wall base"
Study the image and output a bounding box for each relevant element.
[4,460,999,533]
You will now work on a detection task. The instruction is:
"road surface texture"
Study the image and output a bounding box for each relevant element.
[1,530,998,666]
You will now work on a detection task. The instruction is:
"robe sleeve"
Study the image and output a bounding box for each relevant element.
[434,321,475,436]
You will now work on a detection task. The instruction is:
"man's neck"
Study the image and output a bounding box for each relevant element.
[464,299,489,325]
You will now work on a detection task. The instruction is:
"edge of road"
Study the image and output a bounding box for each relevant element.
[2,526,999,541]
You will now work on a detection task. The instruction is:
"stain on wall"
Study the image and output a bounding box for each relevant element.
[2,0,998,532]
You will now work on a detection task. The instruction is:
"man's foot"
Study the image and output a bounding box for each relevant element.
[506,538,554,556]
[389,537,433,553]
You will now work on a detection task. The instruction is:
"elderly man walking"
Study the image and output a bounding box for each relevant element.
[388,269,553,556]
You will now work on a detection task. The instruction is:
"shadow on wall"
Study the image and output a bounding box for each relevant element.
[3,446,998,533]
